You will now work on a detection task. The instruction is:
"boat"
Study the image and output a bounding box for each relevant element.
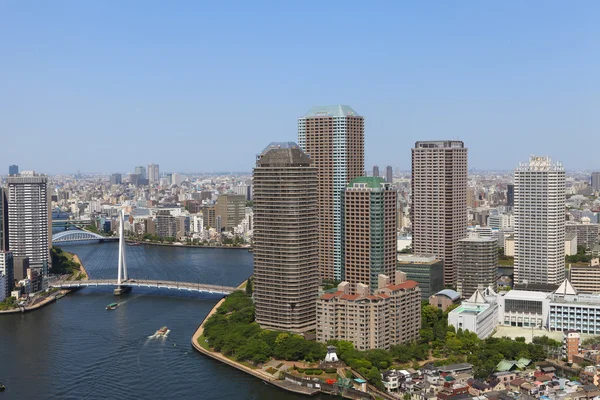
[155,326,170,336]
[127,242,141,246]
[106,302,119,310]
[0,382,5,391]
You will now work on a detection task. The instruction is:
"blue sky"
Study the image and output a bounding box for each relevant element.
[1,1,598,174]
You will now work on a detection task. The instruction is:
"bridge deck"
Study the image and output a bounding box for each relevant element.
[51,279,237,295]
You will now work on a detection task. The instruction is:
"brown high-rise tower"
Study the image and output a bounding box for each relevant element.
[253,142,319,333]
[298,105,364,281]
[411,141,467,286]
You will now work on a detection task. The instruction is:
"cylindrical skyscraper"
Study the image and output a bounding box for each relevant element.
[253,142,319,333]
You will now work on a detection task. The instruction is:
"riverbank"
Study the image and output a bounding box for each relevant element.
[126,240,251,251]
[190,301,320,397]
[71,253,89,279]
[0,289,72,314]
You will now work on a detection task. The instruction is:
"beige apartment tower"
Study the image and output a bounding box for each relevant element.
[253,142,319,333]
[343,177,397,292]
[411,141,467,286]
[298,105,364,281]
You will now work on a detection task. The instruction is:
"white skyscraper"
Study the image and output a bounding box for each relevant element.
[7,172,50,276]
[514,156,565,285]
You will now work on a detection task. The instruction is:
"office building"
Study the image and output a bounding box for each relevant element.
[343,177,396,292]
[298,105,364,281]
[215,194,246,231]
[8,165,18,176]
[253,142,319,333]
[592,172,600,192]
[134,166,147,180]
[514,156,565,285]
[487,213,514,230]
[457,236,498,298]
[110,173,122,185]
[7,172,50,275]
[566,221,599,250]
[372,165,379,177]
[0,188,8,251]
[171,173,184,186]
[127,173,139,186]
[155,210,176,238]
[316,276,421,350]
[411,141,468,286]
[397,254,444,300]
[386,165,393,183]
[507,184,514,207]
[148,163,159,184]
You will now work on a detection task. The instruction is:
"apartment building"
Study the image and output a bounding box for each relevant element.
[316,273,421,350]
[411,140,467,286]
[570,259,600,293]
[253,142,319,333]
[298,105,364,281]
[514,156,565,285]
[7,173,50,275]
[457,236,498,298]
[215,194,246,230]
[343,177,396,292]
[566,221,599,250]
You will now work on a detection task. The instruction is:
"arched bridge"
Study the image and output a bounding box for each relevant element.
[52,230,118,243]
[50,279,236,295]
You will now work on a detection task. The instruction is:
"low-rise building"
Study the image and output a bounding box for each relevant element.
[497,289,550,328]
[397,254,444,300]
[448,287,498,339]
[569,259,600,293]
[429,289,461,312]
[316,273,421,350]
[563,330,581,363]
[549,280,600,334]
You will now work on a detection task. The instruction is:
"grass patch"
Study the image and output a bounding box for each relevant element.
[197,334,211,350]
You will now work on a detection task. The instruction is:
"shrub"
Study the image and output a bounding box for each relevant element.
[297,368,305,373]
[314,370,323,375]
[305,370,314,375]
[325,368,337,374]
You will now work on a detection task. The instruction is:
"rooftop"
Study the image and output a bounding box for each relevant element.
[347,176,388,190]
[433,289,461,301]
[397,254,439,264]
[503,290,550,300]
[256,142,312,167]
[301,105,360,118]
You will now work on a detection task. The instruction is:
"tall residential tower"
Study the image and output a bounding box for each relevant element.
[411,141,467,286]
[7,172,50,275]
[343,177,397,292]
[298,105,364,281]
[253,142,319,333]
[514,156,565,285]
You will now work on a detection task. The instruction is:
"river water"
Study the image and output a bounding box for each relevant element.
[0,242,314,400]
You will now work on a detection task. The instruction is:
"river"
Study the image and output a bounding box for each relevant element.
[0,242,315,399]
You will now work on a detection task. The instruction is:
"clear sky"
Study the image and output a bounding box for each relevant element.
[1,1,598,174]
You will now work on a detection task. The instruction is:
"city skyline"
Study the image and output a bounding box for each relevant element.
[1,2,599,174]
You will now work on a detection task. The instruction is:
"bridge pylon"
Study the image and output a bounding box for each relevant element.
[114,209,131,296]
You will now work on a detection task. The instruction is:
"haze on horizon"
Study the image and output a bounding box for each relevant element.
[1,1,598,174]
